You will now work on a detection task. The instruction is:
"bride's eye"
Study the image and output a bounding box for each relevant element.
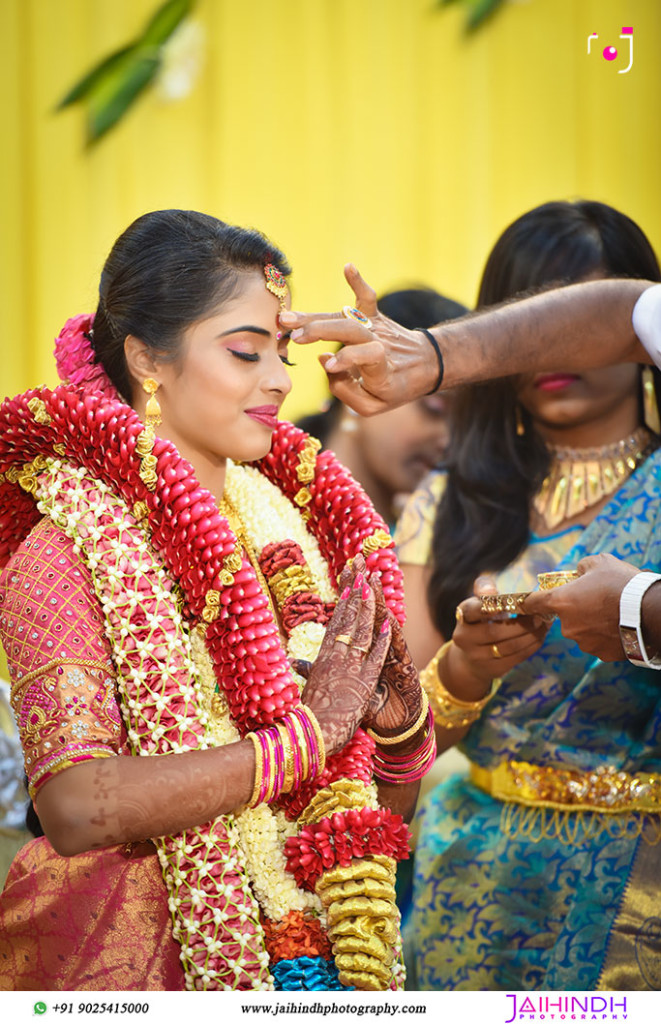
[228,349,259,363]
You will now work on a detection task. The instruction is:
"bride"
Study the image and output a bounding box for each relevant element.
[0,210,432,991]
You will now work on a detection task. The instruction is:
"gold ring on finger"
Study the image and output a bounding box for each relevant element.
[342,305,372,329]
[351,644,370,655]
[491,643,502,659]
[455,606,464,624]
[335,634,353,647]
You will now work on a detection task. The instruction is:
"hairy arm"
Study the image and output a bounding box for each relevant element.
[437,278,651,391]
[285,273,652,414]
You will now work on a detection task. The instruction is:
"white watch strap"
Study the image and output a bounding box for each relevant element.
[632,284,661,368]
[619,571,661,668]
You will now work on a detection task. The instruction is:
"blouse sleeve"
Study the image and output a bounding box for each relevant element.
[393,470,446,567]
[0,517,122,797]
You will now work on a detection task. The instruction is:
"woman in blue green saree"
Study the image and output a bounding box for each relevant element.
[395,200,661,990]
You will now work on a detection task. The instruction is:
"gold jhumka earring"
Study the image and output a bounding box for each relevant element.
[142,378,161,433]
[515,405,526,437]
[642,366,661,434]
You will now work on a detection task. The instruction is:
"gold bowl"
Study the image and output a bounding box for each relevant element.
[537,570,580,591]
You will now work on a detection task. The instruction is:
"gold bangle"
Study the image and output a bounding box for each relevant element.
[302,705,327,777]
[246,731,263,808]
[262,730,277,802]
[420,640,500,729]
[366,690,429,746]
[289,710,310,782]
[277,722,296,794]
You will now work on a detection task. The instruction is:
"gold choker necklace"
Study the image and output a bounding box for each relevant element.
[533,427,655,530]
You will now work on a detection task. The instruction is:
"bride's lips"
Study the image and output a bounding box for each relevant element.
[534,373,580,392]
[245,405,279,428]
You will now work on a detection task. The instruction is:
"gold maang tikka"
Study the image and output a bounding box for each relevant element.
[264,263,288,316]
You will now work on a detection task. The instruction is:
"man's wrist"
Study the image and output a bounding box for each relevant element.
[619,571,661,668]
[632,284,661,368]
[417,329,444,394]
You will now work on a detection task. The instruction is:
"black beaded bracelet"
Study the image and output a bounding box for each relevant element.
[418,328,444,395]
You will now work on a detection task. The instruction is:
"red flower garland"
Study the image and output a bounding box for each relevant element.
[257,436,405,624]
[0,380,408,987]
[284,806,411,891]
[0,308,414,990]
[259,540,332,631]
[280,728,375,821]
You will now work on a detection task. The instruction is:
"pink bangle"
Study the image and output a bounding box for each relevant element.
[373,707,436,784]
[247,705,327,808]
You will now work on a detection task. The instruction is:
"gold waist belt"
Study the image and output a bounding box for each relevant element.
[470,759,661,814]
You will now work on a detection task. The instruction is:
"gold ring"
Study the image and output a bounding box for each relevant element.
[491,644,502,659]
[343,305,372,329]
[455,606,464,624]
[335,634,353,647]
[351,644,369,655]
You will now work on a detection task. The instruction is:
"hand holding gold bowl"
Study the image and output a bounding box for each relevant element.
[479,570,580,615]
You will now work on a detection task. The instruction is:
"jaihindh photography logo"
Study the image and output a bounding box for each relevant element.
[505,994,628,1022]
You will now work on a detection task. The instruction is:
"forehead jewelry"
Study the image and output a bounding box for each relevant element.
[264,263,288,311]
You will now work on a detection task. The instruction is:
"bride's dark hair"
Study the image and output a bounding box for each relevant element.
[91,209,291,401]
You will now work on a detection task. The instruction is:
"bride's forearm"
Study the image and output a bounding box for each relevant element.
[35,739,256,856]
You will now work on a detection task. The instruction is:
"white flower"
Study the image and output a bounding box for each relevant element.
[155,20,206,102]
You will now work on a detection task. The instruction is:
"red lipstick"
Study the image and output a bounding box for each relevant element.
[534,373,580,392]
[245,405,279,429]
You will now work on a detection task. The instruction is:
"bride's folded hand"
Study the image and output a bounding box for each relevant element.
[300,554,391,755]
[362,577,425,743]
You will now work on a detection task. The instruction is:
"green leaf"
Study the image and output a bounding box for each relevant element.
[465,0,507,33]
[85,54,160,145]
[56,44,135,108]
[141,0,195,47]
[56,0,195,111]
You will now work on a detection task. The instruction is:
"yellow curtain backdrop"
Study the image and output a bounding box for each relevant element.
[1,0,660,420]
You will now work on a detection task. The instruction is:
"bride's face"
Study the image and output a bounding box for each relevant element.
[154,271,293,476]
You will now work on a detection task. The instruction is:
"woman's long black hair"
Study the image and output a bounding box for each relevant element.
[428,200,661,640]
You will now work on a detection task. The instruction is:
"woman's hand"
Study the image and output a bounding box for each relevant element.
[300,555,391,755]
[451,576,550,695]
[279,264,434,415]
[362,578,424,740]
